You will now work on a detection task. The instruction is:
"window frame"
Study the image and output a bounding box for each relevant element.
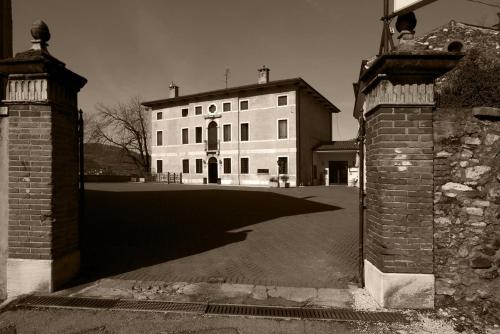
[195,158,203,174]
[156,159,163,174]
[240,123,249,141]
[223,124,232,142]
[222,101,232,112]
[195,105,203,115]
[195,126,203,143]
[181,108,189,117]
[277,156,288,175]
[223,158,231,174]
[240,99,249,111]
[277,118,288,140]
[156,111,163,120]
[181,128,189,145]
[277,95,288,107]
[182,159,190,174]
[240,157,249,175]
[156,130,163,146]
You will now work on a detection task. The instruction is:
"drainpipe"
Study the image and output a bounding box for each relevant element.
[237,97,241,185]
[358,114,365,288]
[296,87,301,186]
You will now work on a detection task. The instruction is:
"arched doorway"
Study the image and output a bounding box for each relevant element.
[208,157,218,184]
[207,121,218,151]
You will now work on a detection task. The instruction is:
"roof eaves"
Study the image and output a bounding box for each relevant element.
[142,77,340,113]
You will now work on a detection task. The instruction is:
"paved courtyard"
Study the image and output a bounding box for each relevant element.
[81,183,359,289]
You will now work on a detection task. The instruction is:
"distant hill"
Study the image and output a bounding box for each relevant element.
[84,143,143,176]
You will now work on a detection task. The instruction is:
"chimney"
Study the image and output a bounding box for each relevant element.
[258,65,270,84]
[169,82,179,98]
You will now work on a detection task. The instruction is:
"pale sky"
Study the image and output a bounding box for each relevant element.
[11,0,498,140]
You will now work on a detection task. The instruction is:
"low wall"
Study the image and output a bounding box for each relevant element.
[433,108,500,311]
[84,175,131,183]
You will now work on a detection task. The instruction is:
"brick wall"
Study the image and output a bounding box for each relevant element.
[51,104,79,259]
[8,104,53,260]
[7,102,80,262]
[365,106,434,274]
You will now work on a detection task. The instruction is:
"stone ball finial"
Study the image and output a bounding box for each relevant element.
[396,12,417,33]
[31,20,51,43]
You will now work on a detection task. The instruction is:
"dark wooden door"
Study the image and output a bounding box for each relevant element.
[329,161,348,185]
[208,157,218,183]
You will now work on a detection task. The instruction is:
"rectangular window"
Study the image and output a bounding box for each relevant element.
[182,159,189,173]
[223,102,231,112]
[195,106,202,115]
[156,131,163,146]
[196,159,203,174]
[156,160,163,174]
[241,158,249,174]
[182,108,189,117]
[195,126,202,143]
[182,128,189,144]
[278,95,288,106]
[156,112,163,120]
[240,100,249,110]
[257,169,269,174]
[278,157,288,174]
[278,119,288,139]
[223,158,231,174]
[241,123,249,141]
[223,124,231,142]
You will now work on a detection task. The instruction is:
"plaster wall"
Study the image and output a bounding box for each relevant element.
[151,89,298,186]
[298,90,332,186]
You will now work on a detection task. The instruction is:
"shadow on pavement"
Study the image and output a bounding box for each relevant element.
[78,188,341,283]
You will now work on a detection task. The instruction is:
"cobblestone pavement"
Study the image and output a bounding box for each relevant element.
[82,184,359,289]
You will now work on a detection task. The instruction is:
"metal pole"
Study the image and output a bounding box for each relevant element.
[78,109,85,248]
[358,115,365,288]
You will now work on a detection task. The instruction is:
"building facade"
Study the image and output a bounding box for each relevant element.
[143,68,340,187]
[313,140,359,187]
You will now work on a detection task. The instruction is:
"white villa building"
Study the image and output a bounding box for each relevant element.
[143,67,344,187]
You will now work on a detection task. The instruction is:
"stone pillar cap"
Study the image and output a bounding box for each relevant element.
[360,51,464,94]
[0,20,87,91]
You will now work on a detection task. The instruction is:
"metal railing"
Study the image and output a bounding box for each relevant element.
[148,172,183,184]
[204,139,220,154]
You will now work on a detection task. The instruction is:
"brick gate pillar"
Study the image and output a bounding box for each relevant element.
[360,51,462,308]
[0,21,87,297]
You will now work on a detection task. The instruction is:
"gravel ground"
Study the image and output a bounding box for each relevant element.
[2,304,496,334]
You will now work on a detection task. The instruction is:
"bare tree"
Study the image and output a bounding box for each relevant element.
[92,96,151,175]
[82,111,100,144]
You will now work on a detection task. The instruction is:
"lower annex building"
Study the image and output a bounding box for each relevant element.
[142,67,342,187]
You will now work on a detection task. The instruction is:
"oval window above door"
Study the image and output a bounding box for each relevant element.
[208,104,217,113]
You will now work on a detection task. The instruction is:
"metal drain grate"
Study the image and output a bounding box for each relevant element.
[114,300,206,313]
[16,295,406,323]
[206,304,406,322]
[20,295,118,309]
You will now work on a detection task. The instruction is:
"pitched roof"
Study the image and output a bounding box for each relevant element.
[142,77,340,113]
[314,140,358,152]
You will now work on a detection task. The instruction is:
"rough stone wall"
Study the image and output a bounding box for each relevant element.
[365,106,434,274]
[433,108,500,309]
[417,20,500,57]
[8,104,53,260]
